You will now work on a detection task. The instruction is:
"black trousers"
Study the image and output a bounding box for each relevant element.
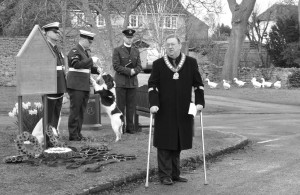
[45,94,63,147]
[157,148,181,180]
[115,87,136,132]
[68,89,89,138]
[46,95,63,129]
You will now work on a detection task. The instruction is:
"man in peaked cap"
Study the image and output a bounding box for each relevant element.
[66,29,102,141]
[112,28,142,134]
[42,22,67,148]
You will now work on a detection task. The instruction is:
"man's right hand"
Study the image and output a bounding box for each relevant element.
[150,106,159,113]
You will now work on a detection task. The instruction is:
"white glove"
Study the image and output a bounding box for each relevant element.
[196,104,203,111]
[92,56,99,64]
[150,106,159,113]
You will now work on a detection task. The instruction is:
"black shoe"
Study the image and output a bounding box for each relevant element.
[172,176,188,182]
[69,137,81,141]
[126,130,135,134]
[161,178,173,185]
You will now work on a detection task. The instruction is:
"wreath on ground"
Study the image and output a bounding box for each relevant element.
[4,131,43,163]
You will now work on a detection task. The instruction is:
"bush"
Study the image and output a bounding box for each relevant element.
[8,102,43,133]
[266,15,300,68]
[288,70,300,88]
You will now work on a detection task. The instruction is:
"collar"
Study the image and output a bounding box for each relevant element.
[124,42,132,47]
[168,53,182,64]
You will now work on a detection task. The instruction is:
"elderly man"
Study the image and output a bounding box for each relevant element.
[67,30,101,141]
[112,29,142,134]
[148,34,205,185]
[42,22,67,148]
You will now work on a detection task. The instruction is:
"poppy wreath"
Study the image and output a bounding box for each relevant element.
[15,131,43,158]
[46,126,66,147]
[3,155,28,163]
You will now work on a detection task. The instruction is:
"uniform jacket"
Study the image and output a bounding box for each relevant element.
[67,44,99,91]
[112,44,142,88]
[47,43,67,97]
[148,53,205,150]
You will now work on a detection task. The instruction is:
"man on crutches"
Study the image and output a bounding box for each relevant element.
[146,34,205,186]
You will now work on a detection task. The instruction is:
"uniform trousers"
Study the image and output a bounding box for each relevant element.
[157,148,181,181]
[115,87,136,132]
[68,89,89,139]
[46,95,63,129]
[45,94,63,147]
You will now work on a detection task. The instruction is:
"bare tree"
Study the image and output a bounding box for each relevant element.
[246,6,271,67]
[66,0,142,71]
[299,0,300,40]
[137,0,186,55]
[222,0,256,80]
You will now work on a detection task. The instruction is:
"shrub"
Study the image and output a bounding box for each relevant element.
[8,102,43,133]
[288,70,300,88]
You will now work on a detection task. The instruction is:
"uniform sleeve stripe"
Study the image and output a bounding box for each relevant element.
[194,86,204,91]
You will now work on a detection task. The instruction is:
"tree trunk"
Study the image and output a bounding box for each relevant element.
[222,0,256,81]
[298,0,300,40]
[61,0,68,69]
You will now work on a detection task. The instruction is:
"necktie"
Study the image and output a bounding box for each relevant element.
[85,49,90,57]
[172,59,177,68]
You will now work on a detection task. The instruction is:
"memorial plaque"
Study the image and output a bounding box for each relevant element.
[16,25,57,95]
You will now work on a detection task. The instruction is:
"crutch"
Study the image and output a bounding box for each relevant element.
[200,111,208,185]
[145,113,154,188]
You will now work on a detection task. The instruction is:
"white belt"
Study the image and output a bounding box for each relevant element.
[68,68,90,73]
[56,66,63,70]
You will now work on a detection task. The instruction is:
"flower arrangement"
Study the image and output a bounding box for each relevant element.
[8,102,43,134]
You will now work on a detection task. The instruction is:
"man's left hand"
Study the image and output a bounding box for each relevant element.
[130,69,136,76]
[196,104,203,111]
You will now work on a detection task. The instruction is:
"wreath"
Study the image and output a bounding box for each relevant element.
[43,147,74,159]
[15,131,43,158]
[46,126,66,147]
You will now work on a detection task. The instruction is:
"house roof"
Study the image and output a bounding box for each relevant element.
[258,4,298,22]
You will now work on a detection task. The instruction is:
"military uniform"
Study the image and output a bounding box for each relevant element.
[67,30,99,140]
[148,53,205,181]
[112,29,142,133]
[42,22,67,147]
[46,43,67,129]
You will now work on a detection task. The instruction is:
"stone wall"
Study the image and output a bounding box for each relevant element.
[0,37,26,86]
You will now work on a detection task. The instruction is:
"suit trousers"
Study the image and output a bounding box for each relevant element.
[115,87,136,132]
[157,148,181,181]
[68,89,89,138]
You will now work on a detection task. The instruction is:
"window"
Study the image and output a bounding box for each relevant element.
[164,16,177,29]
[96,15,105,27]
[71,11,85,27]
[128,15,143,28]
[129,15,138,27]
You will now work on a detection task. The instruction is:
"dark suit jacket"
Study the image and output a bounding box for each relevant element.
[148,54,205,150]
[112,44,142,88]
[67,44,99,91]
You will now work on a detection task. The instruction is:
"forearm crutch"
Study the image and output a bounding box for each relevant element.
[145,113,154,188]
[200,111,208,185]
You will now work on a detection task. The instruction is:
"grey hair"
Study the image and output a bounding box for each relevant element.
[165,34,181,44]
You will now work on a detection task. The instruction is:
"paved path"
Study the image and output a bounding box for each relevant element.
[115,95,300,195]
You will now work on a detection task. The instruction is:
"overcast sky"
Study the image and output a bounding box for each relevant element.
[216,0,298,26]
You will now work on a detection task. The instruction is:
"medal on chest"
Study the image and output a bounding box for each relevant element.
[163,53,186,80]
